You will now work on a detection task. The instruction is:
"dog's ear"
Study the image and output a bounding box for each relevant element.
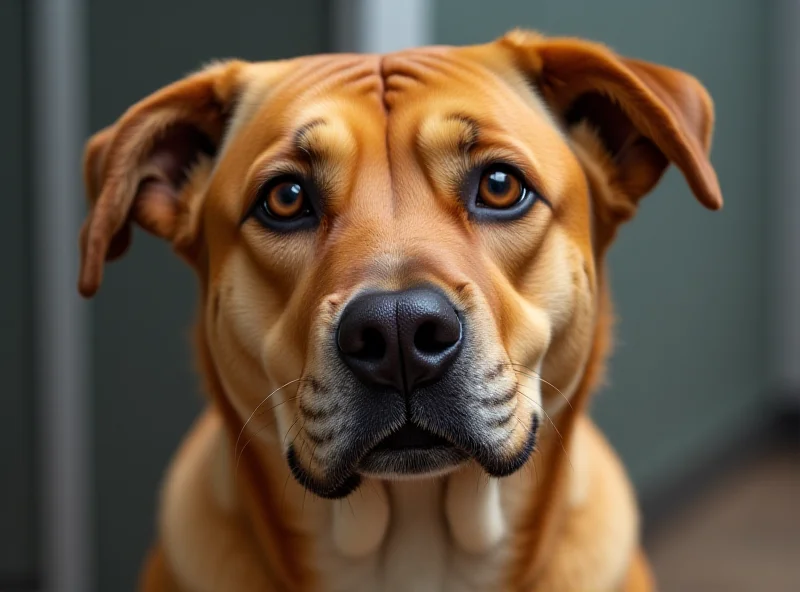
[78,60,246,297]
[499,31,722,225]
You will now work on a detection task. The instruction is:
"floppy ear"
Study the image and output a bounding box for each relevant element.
[499,31,722,225]
[78,60,245,298]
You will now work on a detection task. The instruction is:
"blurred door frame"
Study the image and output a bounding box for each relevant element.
[332,0,432,53]
[30,1,93,592]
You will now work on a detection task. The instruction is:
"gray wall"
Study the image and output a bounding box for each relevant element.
[435,0,769,497]
[87,2,330,589]
[0,0,37,587]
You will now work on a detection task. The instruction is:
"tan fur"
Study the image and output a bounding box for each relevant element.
[80,30,720,592]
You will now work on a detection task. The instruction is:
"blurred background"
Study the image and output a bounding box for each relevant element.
[2,0,799,591]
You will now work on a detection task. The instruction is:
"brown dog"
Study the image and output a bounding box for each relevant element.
[78,30,721,592]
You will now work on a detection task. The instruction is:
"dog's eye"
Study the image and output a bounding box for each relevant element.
[477,166,526,209]
[250,177,317,231]
[262,181,306,219]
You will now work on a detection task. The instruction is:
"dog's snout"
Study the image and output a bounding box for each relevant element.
[337,287,463,393]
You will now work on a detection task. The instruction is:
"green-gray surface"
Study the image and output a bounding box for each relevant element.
[87,2,329,589]
[0,0,36,583]
[435,0,769,497]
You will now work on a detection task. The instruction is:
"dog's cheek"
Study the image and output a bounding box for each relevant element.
[537,244,598,411]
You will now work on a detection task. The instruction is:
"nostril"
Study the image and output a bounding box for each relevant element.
[338,324,388,361]
[414,321,450,354]
[356,327,387,360]
[413,317,461,354]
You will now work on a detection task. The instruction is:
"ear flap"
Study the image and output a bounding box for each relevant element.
[78,60,245,297]
[499,31,722,221]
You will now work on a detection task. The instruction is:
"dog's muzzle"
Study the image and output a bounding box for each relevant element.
[335,286,467,476]
[286,285,538,498]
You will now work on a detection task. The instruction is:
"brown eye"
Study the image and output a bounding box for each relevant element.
[478,167,525,209]
[263,181,306,219]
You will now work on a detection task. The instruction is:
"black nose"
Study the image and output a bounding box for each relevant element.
[337,287,463,393]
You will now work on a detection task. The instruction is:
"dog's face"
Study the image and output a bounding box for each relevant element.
[79,32,721,499]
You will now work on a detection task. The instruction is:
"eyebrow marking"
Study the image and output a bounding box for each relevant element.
[444,112,481,152]
[293,118,327,157]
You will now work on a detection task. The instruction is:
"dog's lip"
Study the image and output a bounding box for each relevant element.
[372,422,452,451]
[287,414,540,497]
[357,421,467,477]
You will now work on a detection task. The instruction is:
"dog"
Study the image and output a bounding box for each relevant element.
[78,30,721,592]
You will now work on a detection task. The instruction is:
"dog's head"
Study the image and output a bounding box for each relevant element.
[79,31,720,499]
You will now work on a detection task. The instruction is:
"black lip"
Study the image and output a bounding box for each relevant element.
[479,414,540,478]
[286,444,362,499]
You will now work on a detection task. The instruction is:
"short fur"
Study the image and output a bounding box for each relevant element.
[79,31,721,592]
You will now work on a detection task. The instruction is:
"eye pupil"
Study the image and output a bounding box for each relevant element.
[478,166,525,209]
[487,171,510,196]
[263,180,307,219]
[251,176,317,231]
[277,183,302,206]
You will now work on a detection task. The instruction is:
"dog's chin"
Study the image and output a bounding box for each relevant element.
[358,447,469,479]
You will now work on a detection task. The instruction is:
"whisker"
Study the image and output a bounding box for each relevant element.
[234,396,299,475]
[300,428,313,514]
[506,362,573,411]
[283,416,302,447]
[234,378,307,461]
[281,470,293,511]
[513,388,561,440]
[515,388,574,474]
[289,420,308,452]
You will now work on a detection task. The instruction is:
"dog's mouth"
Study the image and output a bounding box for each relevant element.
[358,422,468,478]
[374,422,451,451]
[286,416,539,500]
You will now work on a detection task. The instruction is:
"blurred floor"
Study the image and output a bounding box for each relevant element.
[647,444,800,592]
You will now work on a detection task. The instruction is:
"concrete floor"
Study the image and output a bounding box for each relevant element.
[647,446,800,592]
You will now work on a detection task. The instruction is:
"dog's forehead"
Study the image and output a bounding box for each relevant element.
[209,43,567,227]
[226,42,543,142]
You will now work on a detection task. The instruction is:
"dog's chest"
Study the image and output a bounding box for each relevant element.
[315,479,508,592]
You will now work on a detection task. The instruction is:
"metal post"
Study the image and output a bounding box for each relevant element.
[31,0,93,590]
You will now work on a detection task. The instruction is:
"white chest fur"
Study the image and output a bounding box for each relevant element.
[316,465,514,592]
